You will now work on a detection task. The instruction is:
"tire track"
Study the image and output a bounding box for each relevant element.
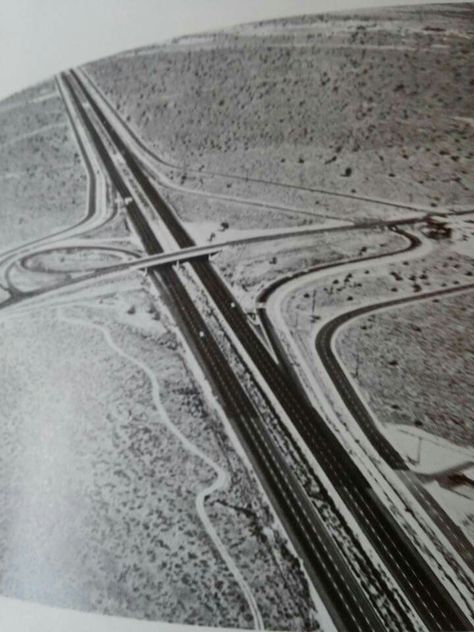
[58,306,264,630]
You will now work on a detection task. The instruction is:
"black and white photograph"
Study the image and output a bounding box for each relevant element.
[0,1,473,630]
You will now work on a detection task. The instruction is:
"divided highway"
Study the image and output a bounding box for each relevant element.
[61,71,386,632]
[62,69,473,632]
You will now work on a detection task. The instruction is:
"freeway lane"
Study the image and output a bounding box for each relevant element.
[255,227,418,468]
[66,69,473,631]
[189,260,474,631]
[256,236,474,572]
[60,72,389,632]
[156,265,386,632]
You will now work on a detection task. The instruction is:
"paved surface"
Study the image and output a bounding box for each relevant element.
[62,68,473,632]
[317,283,474,466]
[316,284,474,569]
[63,71,386,632]
[257,241,474,571]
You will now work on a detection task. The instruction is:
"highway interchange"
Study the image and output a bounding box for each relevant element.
[0,67,472,632]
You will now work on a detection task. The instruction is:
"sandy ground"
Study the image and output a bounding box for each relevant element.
[87,4,473,219]
[0,80,86,252]
[0,277,319,630]
[0,4,473,629]
[216,226,406,311]
[337,291,474,446]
